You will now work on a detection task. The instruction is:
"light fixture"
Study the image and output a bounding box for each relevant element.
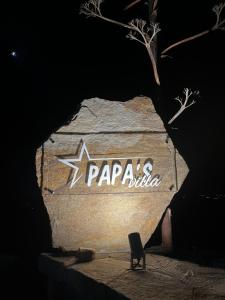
[128,232,146,270]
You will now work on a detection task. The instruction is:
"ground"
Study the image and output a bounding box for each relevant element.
[39,252,225,299]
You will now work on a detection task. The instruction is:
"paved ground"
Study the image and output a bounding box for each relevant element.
[39,252,225,299]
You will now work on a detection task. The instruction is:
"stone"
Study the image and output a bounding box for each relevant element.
[36,96,188,252]
[39,253,225,300]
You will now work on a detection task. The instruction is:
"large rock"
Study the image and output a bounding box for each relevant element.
[36,96,188,252]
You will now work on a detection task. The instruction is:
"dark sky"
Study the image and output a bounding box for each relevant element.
[1,0,225,130]
[1,0,225,255]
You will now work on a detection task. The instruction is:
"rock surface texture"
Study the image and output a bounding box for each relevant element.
[39,253,225,300]
[36,96,188,252]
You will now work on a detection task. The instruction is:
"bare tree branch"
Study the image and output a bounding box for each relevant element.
[126,20,161,84]
[161,2,225,57]
[80,0,103,17]
[174,96,183,106]
[124,0,142,11]
[161,30,210,57]
[126,32,146,45]
[80,1,222,105]
[80,0,161,85]
[146,44,160,85]
[152,0,158,12]
[168,88,199,125]
[127,19,149,44]
[80,0,132,29]
[123,0,158,13]
[212,2,225,30]
[149,22,161,43]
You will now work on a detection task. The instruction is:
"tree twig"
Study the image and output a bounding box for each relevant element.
[146,44,160,85]
[124,0,142,11]
[80,0,161,85]
[168,88,199,125]
[161,2,225,57]
[161,30,210,56]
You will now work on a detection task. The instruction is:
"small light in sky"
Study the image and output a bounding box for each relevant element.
[11,51,17,57]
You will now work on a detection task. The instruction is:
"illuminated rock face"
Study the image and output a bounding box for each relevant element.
[36,97,188,252]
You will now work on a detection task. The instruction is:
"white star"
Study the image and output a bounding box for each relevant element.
[58,141,91,188]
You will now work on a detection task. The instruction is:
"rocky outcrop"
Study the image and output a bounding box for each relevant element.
[36,96,188,252]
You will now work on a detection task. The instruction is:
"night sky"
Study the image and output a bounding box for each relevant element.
[1,0,225,261]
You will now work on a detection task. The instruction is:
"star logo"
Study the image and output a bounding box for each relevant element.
[58,141,91,188]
